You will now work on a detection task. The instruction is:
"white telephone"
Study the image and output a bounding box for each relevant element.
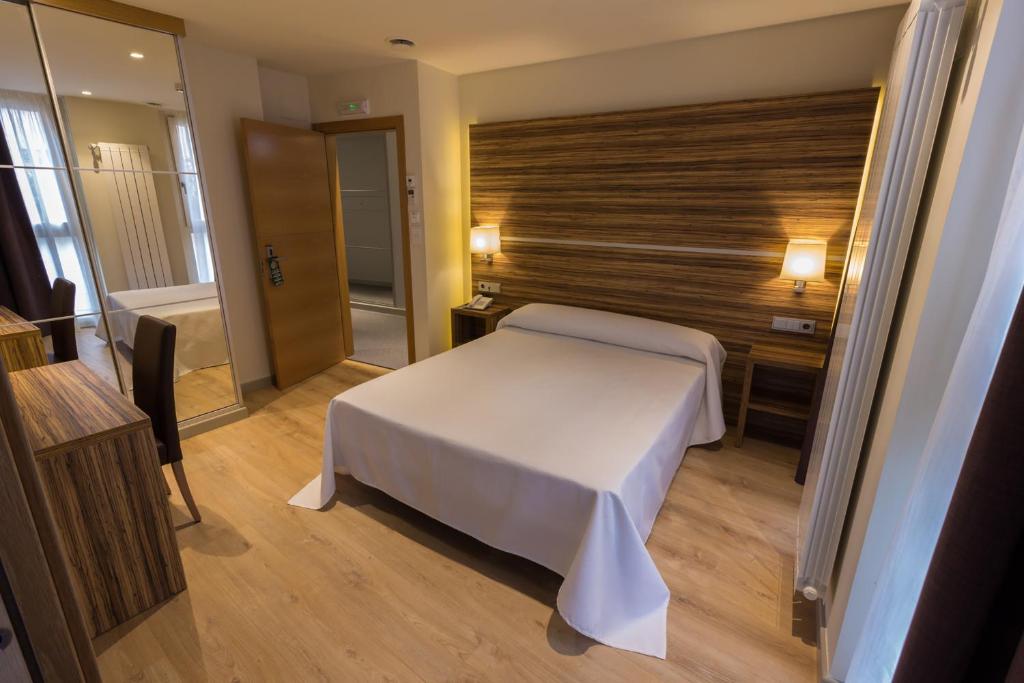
[466,294,493,310]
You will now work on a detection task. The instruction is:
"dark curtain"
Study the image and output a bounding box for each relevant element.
[0,124,51,321]
[893,289,1024,683]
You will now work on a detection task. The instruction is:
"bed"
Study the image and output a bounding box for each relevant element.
[289,304,727,657]
[95,282,229,377]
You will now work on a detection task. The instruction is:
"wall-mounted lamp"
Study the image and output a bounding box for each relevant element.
[780,239,827,292]
[470,225,501,264]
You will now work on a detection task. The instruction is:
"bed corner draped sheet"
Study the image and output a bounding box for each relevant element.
[290,304,726,657]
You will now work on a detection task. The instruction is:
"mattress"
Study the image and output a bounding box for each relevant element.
[96,282,229,377]
[290,304,727,657]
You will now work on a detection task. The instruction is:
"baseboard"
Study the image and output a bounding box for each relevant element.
[178,404,248,439]
[817,599,842,683]
[240,375,274,395]
[350,301,406,316]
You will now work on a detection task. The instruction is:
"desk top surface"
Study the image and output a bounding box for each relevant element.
[0,306,41,338]
[9,360,148,457]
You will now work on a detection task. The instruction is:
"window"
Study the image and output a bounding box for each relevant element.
[168,115,214,283]
[0,89,98,317]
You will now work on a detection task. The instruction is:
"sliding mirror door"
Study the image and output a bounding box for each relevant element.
[33,4,239,421]
[0,0,114,382]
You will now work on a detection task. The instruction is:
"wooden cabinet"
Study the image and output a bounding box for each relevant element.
[0,307,46,372]
[735,344,825,448]
[451,305,512,347]
[9,361,186,637]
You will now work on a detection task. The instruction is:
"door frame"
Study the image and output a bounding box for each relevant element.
[313,115,416,365]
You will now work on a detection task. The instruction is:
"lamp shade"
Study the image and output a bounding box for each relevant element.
[470,225,501,255]
[780,239,827,282]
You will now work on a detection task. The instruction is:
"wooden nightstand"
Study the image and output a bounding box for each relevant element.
[451,304,512,347]
[735,344,825,447]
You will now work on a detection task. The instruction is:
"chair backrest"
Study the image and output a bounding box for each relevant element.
[50,278,77,362]
[132,315,181,464]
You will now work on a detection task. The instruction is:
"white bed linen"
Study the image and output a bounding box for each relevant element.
[290,305,726,657]
[95,282,228,377]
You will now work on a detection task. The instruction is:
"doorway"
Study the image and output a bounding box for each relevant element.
[334,130,408,369]
[240,116,416,388]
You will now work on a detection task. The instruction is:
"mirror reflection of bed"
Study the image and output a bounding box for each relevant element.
[0,2,238,423]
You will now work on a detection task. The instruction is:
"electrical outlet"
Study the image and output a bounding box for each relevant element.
[771,316,816,335]
[477,281,501,294]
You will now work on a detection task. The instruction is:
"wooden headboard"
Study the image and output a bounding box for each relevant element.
[469,88,879,428]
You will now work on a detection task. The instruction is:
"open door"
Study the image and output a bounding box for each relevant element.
[240,119,353,388]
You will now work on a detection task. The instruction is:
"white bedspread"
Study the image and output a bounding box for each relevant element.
[290,304,726,657]
[95,282,228,377]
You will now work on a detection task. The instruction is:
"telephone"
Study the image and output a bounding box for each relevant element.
[466,294,493,310]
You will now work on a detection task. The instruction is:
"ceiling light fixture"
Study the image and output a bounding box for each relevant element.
[387,37,415,49]
[81,90,93,96]
[129,51,145,59]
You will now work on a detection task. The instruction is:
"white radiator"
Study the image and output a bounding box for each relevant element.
[795,0,966,601]
[95,141,173,290]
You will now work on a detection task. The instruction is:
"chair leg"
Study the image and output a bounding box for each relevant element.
[161,472,171,496]
[170,461,201,523]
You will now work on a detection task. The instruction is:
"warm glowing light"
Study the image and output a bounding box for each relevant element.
[129,51,145,59]
[81,90,93,96]
[469,225,500,255]
[780,239,827,291]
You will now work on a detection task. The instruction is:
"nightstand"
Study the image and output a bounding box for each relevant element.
[451,304,512,347]
[735,343,825,448]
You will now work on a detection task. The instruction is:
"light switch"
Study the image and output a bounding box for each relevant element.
[771,316,816,335]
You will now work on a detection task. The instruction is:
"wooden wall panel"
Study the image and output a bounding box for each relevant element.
[478,241,843,422]
[469,89,879,425]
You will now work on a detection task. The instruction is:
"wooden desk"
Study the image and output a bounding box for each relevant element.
[0,306,46,371]
[9,361,186,637]
[735,344,825,448]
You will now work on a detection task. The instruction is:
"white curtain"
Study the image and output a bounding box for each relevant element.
[0,89,98,317]
[167,115,213,283]
[795,0,965,599]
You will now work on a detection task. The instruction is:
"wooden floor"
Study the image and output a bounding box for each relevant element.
[74,328,235,421]
[95,360,817,682]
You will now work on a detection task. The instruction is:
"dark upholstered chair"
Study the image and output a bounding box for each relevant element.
[49,277,78,363]
[132,315,200,523]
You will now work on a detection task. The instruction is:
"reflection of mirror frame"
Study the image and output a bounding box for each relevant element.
[18,0,245,430]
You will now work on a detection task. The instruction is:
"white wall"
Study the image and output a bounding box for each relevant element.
[307,60,456,358]
[258,65,311,128]
[415,62,463,351]
[826,0,1024,676]
[180,39,272,385]
[458,6,906,296]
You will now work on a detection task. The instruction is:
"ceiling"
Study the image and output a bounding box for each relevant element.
[0,2,185,108]
[126,0,907,76]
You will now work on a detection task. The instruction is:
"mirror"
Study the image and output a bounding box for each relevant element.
[2,4,239,421]
[0,1,49,108]
[0,0,114,383]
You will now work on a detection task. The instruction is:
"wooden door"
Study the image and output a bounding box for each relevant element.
[240,119,350,388]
